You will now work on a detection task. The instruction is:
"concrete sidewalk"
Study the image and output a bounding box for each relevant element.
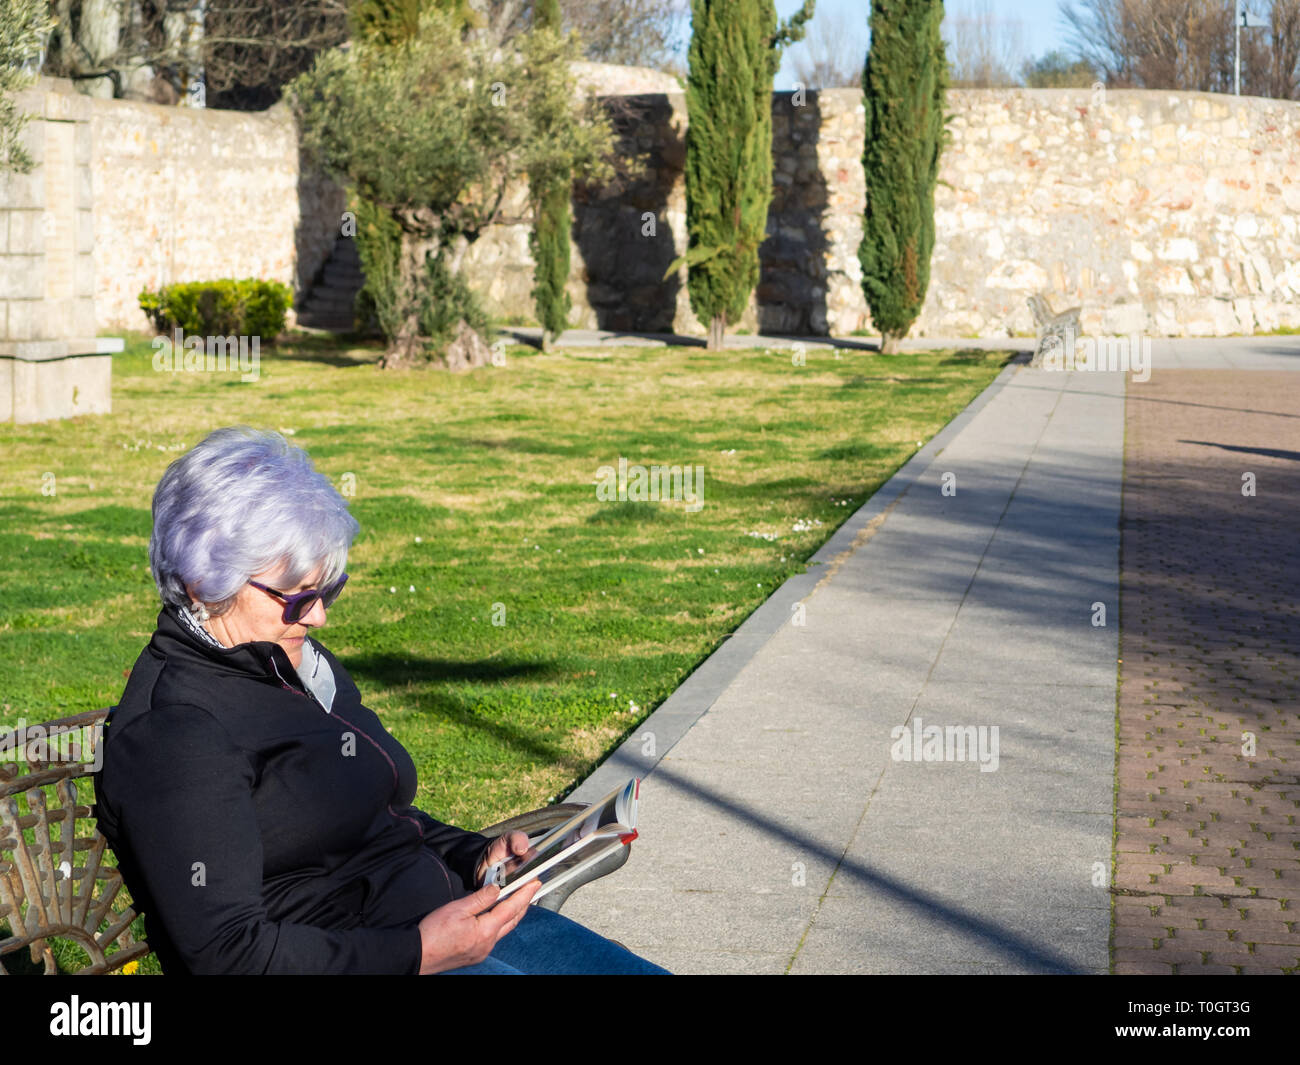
[564,356,1128,974]
[563,335,1300,974]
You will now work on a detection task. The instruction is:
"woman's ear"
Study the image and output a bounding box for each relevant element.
[182,583,211,620]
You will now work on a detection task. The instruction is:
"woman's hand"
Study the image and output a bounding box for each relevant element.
[417,880,541,974]
[474,830,533,887]
[415,830,537,974]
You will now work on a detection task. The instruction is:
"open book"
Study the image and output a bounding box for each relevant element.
[486,779,639,904]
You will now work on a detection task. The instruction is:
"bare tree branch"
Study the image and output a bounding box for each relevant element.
[1058,0,1297,97]
[789,4,866,89]
[944,0,1027,88]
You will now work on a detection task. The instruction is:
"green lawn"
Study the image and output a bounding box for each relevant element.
[0,331,1011,972]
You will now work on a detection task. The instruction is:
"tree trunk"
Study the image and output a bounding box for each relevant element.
[378,227,498,371]
[73,0,123,98]
[437,232,497,368]
[880,332,900,355]
[381,228,436,369]
[708,314,725,352]
[444,232,472,277]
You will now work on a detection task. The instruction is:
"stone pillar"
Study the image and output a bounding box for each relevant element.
[0,78,120,424]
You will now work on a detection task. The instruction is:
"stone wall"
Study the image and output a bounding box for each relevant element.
[463,87,1300,338]
[6,77,1299,346]
[89,95,344,332]
[925,88,1300,337]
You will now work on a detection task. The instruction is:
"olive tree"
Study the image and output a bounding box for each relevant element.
[1,0,55,174]
[288,6,615,367]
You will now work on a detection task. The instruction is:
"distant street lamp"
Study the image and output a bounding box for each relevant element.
[1236,1,1269,96]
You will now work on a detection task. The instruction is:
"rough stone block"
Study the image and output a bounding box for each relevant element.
[4,299,35,341]
[75,165,93,210]
[7,352,111,424]
[72,297,96,337]
[76,209,93,254]
[75,253,94,298]
[7,209,46,255]
[0,254,44,300]
[0,164,44,210]
[75,123,92,167]
[1101,301,1149,335]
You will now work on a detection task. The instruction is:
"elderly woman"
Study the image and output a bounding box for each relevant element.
[93,426,667,975]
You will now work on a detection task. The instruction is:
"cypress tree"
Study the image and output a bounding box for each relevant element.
[528,0,571,352]
[670,0,814,352]
[859,0,948,354]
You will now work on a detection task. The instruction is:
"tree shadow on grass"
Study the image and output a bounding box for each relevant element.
[345,654,571,765]
[346,654,559,689]
[269,334,385,368]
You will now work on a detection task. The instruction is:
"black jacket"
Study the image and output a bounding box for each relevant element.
[93,604,492,975]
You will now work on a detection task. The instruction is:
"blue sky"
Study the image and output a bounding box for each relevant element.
[754,1,1076,90]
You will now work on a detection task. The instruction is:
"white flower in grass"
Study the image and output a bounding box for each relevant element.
[279,427,296,436]
[408,585,415,593]
[389,587,396,593]
[415,536,422,543]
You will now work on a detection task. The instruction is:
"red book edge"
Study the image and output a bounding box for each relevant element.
[622,779,641,844]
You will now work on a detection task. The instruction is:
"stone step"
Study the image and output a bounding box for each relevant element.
[300,303,355,320]
[302,301,355,314]
[296,315,356,331]
[331,239,361,263]
[302,289,357,307]
[297,236,369,333]
[322,265,364,285]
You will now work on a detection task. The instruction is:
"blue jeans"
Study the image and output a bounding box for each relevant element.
[440,905,670,974]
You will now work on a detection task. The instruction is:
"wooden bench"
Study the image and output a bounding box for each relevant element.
[1027,293,1082,368]
[1,708,627,974]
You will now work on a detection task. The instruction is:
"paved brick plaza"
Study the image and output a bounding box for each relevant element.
[1115,370,1300,974]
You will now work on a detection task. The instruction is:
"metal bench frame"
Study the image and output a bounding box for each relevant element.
[1027,293,1083,368]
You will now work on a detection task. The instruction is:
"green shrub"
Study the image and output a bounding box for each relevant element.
[137,279,293,340]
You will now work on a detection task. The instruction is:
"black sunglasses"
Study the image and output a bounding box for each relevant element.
[247,572,348,624]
